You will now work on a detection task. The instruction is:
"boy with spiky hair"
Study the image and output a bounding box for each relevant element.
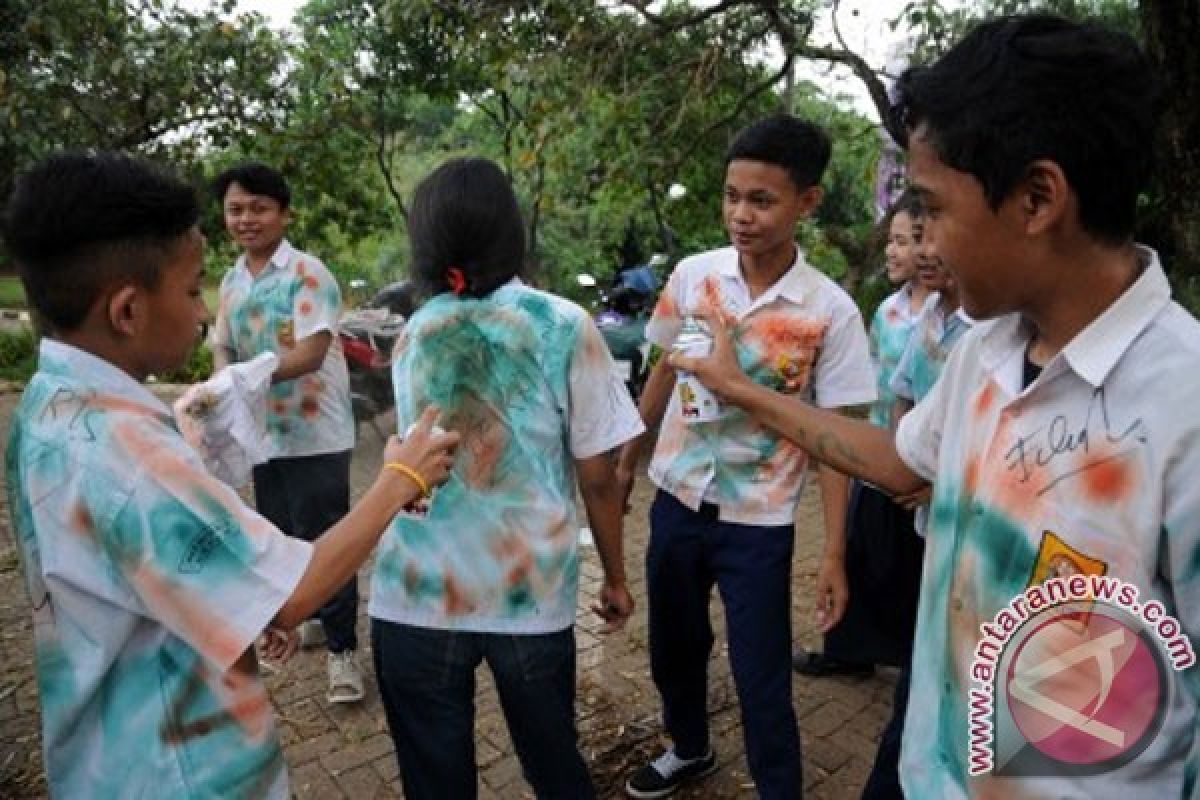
[3,153,456,798]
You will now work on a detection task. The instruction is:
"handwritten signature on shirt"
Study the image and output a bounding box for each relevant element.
[1002,388,1147,497]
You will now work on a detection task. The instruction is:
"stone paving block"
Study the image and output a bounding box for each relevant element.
[291,760,344,800]
[331,763,383,797]
[318,732,395,775]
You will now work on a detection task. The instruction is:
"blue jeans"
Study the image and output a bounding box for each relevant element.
[647,490,801,799]
[371,620,596,800]
[253,450,357,652]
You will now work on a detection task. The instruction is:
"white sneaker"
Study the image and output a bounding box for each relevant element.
[299,619,326,649]
[327,651,364,704]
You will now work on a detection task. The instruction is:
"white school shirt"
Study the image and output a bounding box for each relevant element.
[894,247,1200,799]
[214,239,354,458]
[645,246,876,526]
[7,339,312,799]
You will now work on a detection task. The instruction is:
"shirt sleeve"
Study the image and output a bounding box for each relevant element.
[211,272,235,352]
[293,256,343,341]
[1162,420,1200,788]
[96,417,312,673]
[894,344,956,482]
[643,266,686,349]
[890,335,918,402]
[567,314,646,459]
[813,298,877,409]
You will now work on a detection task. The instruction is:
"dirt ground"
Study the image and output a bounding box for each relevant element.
[0,386,895,799]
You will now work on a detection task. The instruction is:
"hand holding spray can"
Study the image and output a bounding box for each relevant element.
[672,316,720,423]
[398,421,446,518]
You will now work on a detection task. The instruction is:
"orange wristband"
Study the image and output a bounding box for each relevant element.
[385,462,429,497]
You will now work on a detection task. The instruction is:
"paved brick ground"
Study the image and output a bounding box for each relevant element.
[0,393,897,799]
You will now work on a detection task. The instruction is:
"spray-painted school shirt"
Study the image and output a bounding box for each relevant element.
[369,281,644,634]
[894,249,1200,799]
[6,340,312,799]
[890,292,973,406]
[644,247,876,526]
[868,284,920,428]
[214,239,354,458]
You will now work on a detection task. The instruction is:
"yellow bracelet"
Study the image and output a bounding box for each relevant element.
[385,462,430,497]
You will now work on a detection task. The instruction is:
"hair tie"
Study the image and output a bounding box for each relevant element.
[446,267,467,296]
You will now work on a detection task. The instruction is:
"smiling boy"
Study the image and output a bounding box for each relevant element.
[211,163,363,704]
[671,15,1200,799]
[618,115,875,799]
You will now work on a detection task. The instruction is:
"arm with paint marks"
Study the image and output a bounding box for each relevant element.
[671,311,924,495]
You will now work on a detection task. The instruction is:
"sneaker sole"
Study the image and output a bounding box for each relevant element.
[327,690,364,704]
[624,760,719,799]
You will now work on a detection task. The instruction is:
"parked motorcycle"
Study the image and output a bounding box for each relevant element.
[577,264,659,399]
[339,280,413,437]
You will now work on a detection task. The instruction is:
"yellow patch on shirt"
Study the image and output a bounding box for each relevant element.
[1027,530,1108,587]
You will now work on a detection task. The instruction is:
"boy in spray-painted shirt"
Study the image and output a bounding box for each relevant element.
[2,153,456,798]
[671,15,1200,800]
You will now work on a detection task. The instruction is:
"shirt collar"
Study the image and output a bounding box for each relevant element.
[976,245,1171,388]
[37,338,171,415]
[716,246,809,311]
[1059,245,1171,387]
[234,238,295,276]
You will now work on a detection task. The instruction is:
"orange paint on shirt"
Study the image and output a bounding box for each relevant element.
[298,300,313,316]
[972,381,996,418]
[300,395,320,418]
[443,571,476,616]
[303,276,319,290]
[70,502,94,538]
[1080,450,1135,504]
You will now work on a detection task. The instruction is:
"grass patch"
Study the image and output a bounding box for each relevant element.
[0,329,37,382]
[0,276,27,309]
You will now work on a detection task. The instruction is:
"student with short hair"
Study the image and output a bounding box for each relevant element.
[370,157,644,799]
[671,14,1200,798]
[2,152,457,798]
[618,114,876,799]
[211,162,364,704]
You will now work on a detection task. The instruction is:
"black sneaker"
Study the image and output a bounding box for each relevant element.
[625,748,718,799]
[792,648,875,678]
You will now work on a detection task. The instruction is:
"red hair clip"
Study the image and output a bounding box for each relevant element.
[446,267,467,296]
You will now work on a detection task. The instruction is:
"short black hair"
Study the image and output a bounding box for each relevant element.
[212,161,291,209]
[2,152,199,332]
[724,114,832,191]
[408,157,526,299]
[891,13,1159,243]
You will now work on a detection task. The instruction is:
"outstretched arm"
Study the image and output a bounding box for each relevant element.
[670,313,924,496]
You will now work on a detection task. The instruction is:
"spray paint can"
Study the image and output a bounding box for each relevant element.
[399,421,445,518]
[672,317,720,423]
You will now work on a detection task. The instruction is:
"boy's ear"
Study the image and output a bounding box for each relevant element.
[1020,160,1070,236]
[106,285,144,338]
[797,185,824,216]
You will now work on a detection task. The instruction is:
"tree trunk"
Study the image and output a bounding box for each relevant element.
[1139,0,1200,304]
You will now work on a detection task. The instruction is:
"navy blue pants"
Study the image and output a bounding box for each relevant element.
[253,450,357,653]
[647,490,801,799]
[861,667,909,800]
[371,620,595,800]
